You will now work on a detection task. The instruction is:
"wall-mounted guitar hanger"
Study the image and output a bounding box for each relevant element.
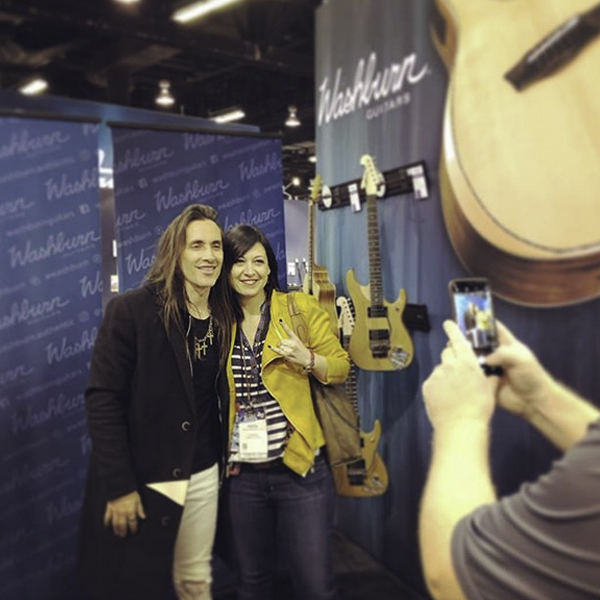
[318,160,429,211]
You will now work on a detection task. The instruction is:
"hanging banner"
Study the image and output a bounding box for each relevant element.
[110,126,285,292]
[0,115,102,600]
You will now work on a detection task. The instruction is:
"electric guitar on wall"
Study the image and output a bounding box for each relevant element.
[431,0,600,306]
[303,175,339,336]
[332,296,388,497]
[346,155,413,371]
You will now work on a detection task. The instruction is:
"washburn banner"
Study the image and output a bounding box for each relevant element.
[0,115,102,599]
[110,125,285,292]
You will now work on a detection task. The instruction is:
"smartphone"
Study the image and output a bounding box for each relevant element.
[448,277,502,375]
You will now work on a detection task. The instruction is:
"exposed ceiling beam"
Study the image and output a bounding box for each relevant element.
[0,0,314,78]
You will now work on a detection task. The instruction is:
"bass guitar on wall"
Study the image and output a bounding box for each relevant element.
[346,155,413,371]
[332,296,388,497]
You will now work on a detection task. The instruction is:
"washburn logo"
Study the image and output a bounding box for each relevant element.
[113,146,175,174]
[45,327,97,365]
[0,296,70,331]
[155,178,230,211]
[0,196,34,217]
[0,129,71,159]
[239,153,282,181]
[183,133,216,150]
[317,51,429,126]
[45,168,98,201]
[8,230,100,268]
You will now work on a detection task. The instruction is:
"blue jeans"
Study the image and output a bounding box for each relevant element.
[227,455,338,600]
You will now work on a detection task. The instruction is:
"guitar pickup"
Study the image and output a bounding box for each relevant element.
[345,458,367,486]
[368,306,388,318]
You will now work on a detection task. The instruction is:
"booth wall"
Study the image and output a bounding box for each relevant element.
[315,0,600,595]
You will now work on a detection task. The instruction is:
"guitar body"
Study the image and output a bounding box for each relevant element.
[332,420,389,497]
[346,268,413,371]
[432,0,600,306]
[303,265,339,337]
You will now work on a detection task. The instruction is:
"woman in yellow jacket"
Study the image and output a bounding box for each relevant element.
[222,224,349,600]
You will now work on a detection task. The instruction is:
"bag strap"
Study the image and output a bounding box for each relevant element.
[286,292,309,345]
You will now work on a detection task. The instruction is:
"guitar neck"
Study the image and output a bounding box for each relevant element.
[341,334,360,413]
[366,194,384,307]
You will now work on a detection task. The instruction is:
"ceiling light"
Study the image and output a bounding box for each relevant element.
[156,80,175,107]
[210,107,245,124]
[285,105,300,128]
[19,78,48,95]
[172,0,244,24]
[113,0,141,4]
[308,155,317,163]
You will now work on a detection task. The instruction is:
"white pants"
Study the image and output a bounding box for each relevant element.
[173,462,219,600]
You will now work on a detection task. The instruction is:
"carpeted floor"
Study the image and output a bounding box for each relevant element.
[214,529,428,600]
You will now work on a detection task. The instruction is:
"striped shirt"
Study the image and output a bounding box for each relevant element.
[229,302,290,463]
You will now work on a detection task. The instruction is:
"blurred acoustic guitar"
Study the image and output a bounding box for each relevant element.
[332,296,388,497]
[303,174,339,336]
[346,155,413,370]
[431,0,600,306]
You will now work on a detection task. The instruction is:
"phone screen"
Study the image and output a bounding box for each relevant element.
[450,279,498,358]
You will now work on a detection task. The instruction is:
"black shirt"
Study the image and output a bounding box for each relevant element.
[188,315,220,473]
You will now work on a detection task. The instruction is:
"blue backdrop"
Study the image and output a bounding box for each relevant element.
[110,126,285,292]
[0,115,101,600]
[0,96,284,600]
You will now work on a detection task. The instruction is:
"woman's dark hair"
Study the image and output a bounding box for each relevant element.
[223,224,281,322]
[144,203,233,365]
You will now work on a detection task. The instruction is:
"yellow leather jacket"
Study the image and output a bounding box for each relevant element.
[226,290,350,476]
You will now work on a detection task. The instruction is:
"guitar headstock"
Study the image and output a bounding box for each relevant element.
[336,296,355,337]
[360,154,386,198]
[310,174,323,207]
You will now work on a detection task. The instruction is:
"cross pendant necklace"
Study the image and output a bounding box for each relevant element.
[194,316,214,359]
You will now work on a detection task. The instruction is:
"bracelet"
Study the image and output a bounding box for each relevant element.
[303,349,315,373]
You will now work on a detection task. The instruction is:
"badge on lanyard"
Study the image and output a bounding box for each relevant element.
[238,408,269,460]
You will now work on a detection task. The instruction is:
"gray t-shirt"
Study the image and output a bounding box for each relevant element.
[452,419,600,599]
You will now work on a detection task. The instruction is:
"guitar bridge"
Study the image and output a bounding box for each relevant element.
[369,329,391,358]
[369,329,390,341]
[505,5,600,91]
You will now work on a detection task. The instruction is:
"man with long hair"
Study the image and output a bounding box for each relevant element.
[78,204,233,600]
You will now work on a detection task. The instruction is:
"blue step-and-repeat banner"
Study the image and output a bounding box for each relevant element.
[110,126,286,292]
[0,116,102,600]
[0,116,285,600]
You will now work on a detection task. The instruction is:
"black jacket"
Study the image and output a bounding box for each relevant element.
[77,285,228,600]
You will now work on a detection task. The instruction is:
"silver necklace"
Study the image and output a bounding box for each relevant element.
[194,315,214,359]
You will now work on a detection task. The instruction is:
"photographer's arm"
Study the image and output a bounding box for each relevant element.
[485,321,600,451]
[419,321,497,600]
